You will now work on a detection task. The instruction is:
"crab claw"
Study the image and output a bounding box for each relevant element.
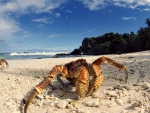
[24,89,38,113]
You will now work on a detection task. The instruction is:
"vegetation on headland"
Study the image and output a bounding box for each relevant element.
[73,18,150,55]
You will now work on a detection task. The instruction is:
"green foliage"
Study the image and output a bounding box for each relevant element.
[146,18,150,27]
[94,41,111,54]
[79,18,150,55]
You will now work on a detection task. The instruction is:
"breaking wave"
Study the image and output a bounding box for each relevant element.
[9,52,66,56]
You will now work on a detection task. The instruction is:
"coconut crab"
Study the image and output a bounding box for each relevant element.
[0,59,9,70]
[24,56,128,113]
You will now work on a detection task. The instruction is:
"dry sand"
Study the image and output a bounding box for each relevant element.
[0,51,150,113]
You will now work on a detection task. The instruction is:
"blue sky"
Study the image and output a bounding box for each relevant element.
[0,0,150,53]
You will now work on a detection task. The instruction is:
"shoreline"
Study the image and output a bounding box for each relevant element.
[1,50,150,60]
[0,51,150,113]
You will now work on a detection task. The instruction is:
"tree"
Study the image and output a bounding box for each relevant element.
[79,17,150,55]
[110,35,127,53]
[137,27,150,50]
[145,18,150,27]
[94,41,111,54]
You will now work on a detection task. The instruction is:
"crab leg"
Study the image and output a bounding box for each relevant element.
[86,56,128,96]
[57,74,66,86]
[24,65,68,113]
[75,67,89,99]
[92,56,128,83]
[86,64,104,96]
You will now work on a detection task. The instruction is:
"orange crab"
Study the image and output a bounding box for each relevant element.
[0,59,9,70]
[24,56,128,113]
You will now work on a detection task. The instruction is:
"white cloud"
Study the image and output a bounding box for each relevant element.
[113,0,134,4]
[0,14,21,41]
[32,17,52,24]
[84,28,95,33]
[122,16,137,20]
[47,33,79,38]
[0,0,68,14]
[142,8,150,11]
[47,34,64,38]
[113,2,126,7]
[78,0,106,10]
[55,13,60,17]
[78,0,150,10]
[113,0,150,9]
[0,0,67,46]
[65,9,73,13]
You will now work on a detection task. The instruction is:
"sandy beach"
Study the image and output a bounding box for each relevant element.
[0,51,150,113]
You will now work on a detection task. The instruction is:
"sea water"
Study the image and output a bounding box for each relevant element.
[0,51,69,60]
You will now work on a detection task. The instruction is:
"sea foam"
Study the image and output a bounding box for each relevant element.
[9,52,65,56]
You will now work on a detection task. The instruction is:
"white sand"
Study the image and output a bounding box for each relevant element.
[0,51,150,113]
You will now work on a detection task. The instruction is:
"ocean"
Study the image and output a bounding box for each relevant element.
[0,51,65,60]
[0,51,83,60]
